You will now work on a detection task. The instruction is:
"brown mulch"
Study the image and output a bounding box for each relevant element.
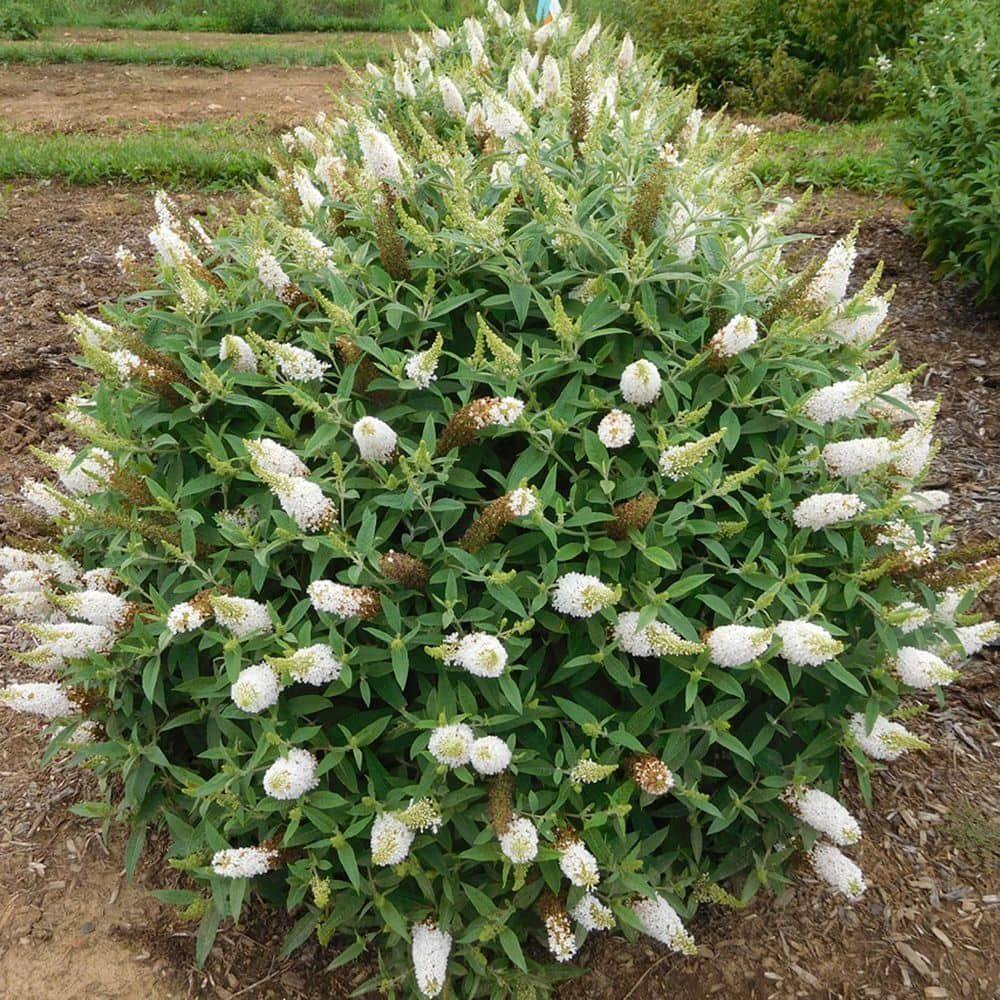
[1,183,998,999]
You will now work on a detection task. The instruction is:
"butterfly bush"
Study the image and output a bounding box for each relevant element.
[3,7,1000,998]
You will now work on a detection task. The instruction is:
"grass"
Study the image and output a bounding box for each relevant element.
[20,0,477,34]
[753,120,904,194]
[0,109,905,196]
[0,121,274,189]
[0,31,394,69]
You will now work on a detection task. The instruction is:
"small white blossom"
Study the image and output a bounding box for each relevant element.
[544,908,577,963]
[955,621,1000,656]
[81,567,118,592]
[55,447,113,496]
[486,0,511,28]
[358,123,404,184]
[895,646,957,689]
[572,18,601,60]
[485,396,524,426]
[60,590,130,631]
[245,438,309,478]
[231,662,281,713]
[443,632,509,678]
[109,349,143,381]
[210,596,272,637]
[0,590,52,620]
[483,95,529,142]
[20,479,68,518]
[540,55,562,105]
[148,223,192,270]
[831,295,889,344]
[271,343,329,382]
[614,612,703,657]
[255,249,291,298]
[431,27,452,48]
[572,893,616,931]
[793,493,866,530]
[709,314,758,358]
[393,60,417,100]
[166,601,208,635]
[631,896,696,954]
[412,922,452,998]
[620,360,662,406]
[263,748,319,800]
[874,520,935,565]
[822,437,893,476]
[405,348,440,387]
[272,474,336,532]
[371,813,415,866]
[0,682,75,719]
[791,787,861,845]
[849,713,923,761]
[283,645,343,686]
[308,580,379,618]
[936,587,969,621]
[499,816,538,864]
[428,723,475,767]
[29,622,115,661]
[893,424,934,478]
[617,34,635,72]
[774,620,844,666]
[469,735,512,775]
[292,165,324,219]
[551,573,618,618]
[807,234,857,308]
[560,841,600,888]
[597,410,635,449]
[211,846,277,878]
[803,380,868,423]
[438,74,466,117]
[353,416,398,463]
[890,601,932,634]
[706,624,772,667]
[906,489,950,513]
[810,843,866,901]
[507,488,536,517]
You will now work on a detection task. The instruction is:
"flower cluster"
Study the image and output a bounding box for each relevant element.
[9,8,992,991]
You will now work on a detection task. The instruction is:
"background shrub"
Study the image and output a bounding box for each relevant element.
[880,0,1000,299]
[588,0,919,120]
[0,2,46,39]
[2,7,995,998]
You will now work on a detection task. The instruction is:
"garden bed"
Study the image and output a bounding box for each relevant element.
[1,178,997,998]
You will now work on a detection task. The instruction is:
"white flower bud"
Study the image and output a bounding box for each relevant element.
[706,624,772,667]
[371,813,414,866]
[263,748,319,800]
[597,410,635,449]
[428,723,475,767]
[499,816,538,864]
[231,662,281,713]
[469,735,512,776]
[810,843,866,901]
[620,360,662,406]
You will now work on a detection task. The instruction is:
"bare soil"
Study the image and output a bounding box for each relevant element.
[1,180,999,999]
[0,63,351,131]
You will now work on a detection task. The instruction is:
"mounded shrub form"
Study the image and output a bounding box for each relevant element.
[3,5,999,997]
[880,0,1000,300]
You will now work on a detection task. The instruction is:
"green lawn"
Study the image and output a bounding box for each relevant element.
[752,120,902,194]
[0,30,395,68]
[0,121,273,188]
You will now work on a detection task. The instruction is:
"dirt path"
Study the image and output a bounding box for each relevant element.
[1,182,999,998]
[0,63,350,131]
